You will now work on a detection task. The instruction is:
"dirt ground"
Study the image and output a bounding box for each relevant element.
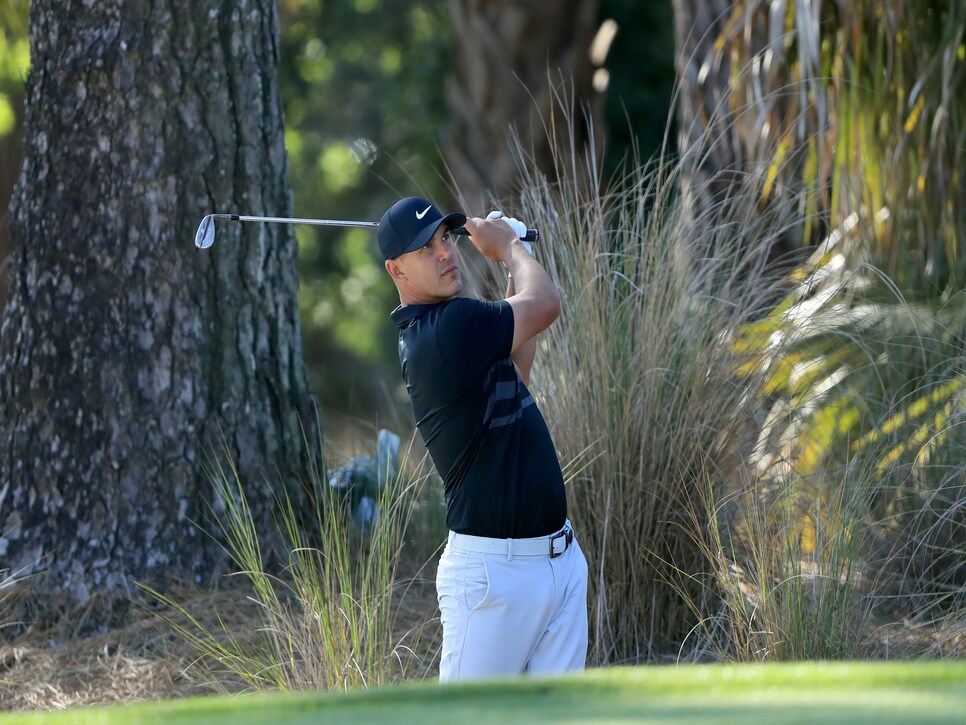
[3,558,963,714]
[0,413,448,714]
[0,551,442,713]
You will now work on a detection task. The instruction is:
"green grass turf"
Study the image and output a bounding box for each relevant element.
[8,661,966,724]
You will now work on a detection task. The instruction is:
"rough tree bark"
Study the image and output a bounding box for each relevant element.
[0,0,317,601]
[444,0,603,211]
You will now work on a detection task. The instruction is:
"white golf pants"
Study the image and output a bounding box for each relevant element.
[435,522,588,681]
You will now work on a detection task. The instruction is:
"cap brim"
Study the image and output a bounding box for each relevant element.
[398,212,467,256]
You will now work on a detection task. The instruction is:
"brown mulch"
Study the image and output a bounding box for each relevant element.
[0,583,217,712]
[863,614,966,660]
[0,408,443,714]
[3,557,960,713]
[0,550,442,713]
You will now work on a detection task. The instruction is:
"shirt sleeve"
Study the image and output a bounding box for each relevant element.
[436,298,514,386]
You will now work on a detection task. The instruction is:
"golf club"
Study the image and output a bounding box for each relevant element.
[195,213,539,250]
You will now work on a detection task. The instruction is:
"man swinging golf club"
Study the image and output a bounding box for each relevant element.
[380,196,588,681]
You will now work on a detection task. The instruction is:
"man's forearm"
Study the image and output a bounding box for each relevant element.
[504,240,559,315]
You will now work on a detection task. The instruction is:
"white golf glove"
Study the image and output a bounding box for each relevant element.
[486,210,532,254]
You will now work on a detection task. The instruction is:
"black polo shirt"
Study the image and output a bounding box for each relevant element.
[391,297,566,538]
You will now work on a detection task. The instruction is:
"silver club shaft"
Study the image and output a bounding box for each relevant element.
[195,213,379,249]
[195,213,539,249]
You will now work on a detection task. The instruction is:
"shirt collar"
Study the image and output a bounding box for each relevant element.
[390,303,436,328]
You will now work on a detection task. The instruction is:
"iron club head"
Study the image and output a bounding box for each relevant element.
[195,215,215,249]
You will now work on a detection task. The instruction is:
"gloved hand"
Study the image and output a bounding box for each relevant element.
[486,211,532,254]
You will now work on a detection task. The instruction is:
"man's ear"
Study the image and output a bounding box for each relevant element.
[385,259,406,281]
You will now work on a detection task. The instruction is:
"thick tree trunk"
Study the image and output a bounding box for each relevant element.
[444,0,603,211]
[0,0,317,601]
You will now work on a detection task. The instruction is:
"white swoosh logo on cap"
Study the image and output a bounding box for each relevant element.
[415,205,432,219]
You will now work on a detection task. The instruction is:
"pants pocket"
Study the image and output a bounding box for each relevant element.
[437,551,491,613]
[465,556,491,612]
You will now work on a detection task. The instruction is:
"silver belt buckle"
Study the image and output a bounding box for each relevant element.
[549,527,573,558]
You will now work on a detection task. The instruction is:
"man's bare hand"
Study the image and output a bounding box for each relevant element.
[462,216,517,263]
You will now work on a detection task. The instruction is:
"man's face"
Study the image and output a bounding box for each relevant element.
[388,226,462,303]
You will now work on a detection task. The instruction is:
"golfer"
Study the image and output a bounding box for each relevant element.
[379,196,588,681]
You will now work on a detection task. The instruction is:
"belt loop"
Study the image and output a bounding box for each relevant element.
[506,537,513,561]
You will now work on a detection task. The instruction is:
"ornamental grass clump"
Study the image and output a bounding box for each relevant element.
[506,98,797,663]
[146,428,436,692]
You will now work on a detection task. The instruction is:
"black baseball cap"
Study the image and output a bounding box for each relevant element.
[377,197,466,261]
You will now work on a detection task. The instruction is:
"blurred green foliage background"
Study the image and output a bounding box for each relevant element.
[277,0,456,417]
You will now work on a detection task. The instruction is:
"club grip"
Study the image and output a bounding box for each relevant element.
[451,226,539,243]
